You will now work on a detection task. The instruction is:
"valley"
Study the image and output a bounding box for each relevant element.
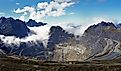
[0,55,121,71]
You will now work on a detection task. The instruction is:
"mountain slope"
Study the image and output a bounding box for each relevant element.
[52,21,121,61]
[80,21,121,60]
[0,17,30,38]
[1,17,121,61]
[47,26,75,50]
[26,19,47,27]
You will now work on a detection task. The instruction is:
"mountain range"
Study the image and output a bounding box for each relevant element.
[0,17,121,61]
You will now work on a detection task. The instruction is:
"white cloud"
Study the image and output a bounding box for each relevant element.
[16,2,20,5]
[0,22,81,47]
[0,12,5,15]
[77,16,117,35]
[19,15,25,21]
[14,0,75,22]
[14,6,35,13]
[29,11,45,22]
[0,21,83,47]
[69,12,75,15]
[0,15,116,47]
[19,12,27,21]
[0,24,51,47]
[92,16,116,24]
[37,2,48,9]
[54,0,72,2]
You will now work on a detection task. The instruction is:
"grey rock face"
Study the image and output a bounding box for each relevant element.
[80,21,121,60]
[1,17,121,61]
[53,21,121,61]
[0,17,30,38]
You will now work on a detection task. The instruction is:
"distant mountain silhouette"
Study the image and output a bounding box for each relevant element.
[26,19,47,27]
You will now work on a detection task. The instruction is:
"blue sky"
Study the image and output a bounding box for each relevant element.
[0,0,121,25]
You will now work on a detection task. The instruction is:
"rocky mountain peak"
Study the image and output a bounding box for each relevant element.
[47,26,75,50]
[0,17,7,23]
[0,17,30,38]
[26,19,47,27]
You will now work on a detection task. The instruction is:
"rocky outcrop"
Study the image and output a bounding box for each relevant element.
[1,16,121,61]
[0,17,30,38]
[0,40,46,59]
[84,21,121,41]
[80,21,121,60]
[53,39,90,61]
[0,17,46,59]
[47,26,75,50]
[52,21,121,61]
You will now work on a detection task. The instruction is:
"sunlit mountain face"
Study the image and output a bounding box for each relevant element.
[0,0,121,61]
